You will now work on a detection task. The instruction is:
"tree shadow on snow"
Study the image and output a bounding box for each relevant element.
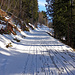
[0,47,75,75]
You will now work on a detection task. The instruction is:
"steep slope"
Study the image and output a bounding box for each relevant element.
[0,9,29,35]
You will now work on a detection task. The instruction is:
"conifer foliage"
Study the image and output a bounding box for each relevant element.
[46,0,75,48]
[0,0,38,25]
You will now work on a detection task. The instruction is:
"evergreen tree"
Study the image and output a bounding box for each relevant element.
[0,0,39,25]
[46,0,75,48]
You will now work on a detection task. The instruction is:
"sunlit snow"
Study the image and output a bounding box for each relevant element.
[0,24,75,75]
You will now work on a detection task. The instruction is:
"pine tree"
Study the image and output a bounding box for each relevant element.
[46,0,75,48]
[0,0,39,29]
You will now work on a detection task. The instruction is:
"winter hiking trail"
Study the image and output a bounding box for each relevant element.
[0,28,75,75]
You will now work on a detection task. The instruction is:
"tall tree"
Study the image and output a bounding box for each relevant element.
[46,0,75,48]
[38,11,48,26]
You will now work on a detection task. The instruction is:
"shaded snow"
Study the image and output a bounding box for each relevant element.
[0,24,75,75]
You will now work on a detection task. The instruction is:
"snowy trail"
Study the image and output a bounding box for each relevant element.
[0,29,75,75]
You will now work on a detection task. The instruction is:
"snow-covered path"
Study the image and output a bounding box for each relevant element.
[0,29,75,75]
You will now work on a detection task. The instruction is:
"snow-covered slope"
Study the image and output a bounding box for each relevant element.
[0,24,75,75]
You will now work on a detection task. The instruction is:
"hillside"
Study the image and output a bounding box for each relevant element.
[0,20,75,75]
[0,8,75,75]
[0,0,75,74]
[0,9,30,34]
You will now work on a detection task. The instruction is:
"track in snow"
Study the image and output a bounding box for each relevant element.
[21,30,75,75]
[0,30,75,75]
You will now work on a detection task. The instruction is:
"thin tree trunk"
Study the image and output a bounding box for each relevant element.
[1,0,4,9]
[18,0,22,18]
[70,0,73,47]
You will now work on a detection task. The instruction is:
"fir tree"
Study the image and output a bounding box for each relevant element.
[46,0,75,48]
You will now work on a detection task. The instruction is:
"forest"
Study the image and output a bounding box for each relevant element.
[0,0,75,75]
[46,0,75,48]
[0,0,38,24]
[0,0,47,25]
[0,0,75,48]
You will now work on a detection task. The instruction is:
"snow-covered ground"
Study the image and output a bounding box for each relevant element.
[37,24,54,36]
[0,25,75,75]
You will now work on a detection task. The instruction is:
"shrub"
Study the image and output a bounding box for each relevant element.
[25,27,29,31]
[6,43,12,48]
[0,27,5,34]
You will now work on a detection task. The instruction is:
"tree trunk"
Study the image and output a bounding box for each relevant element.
[18,0,22,18]
[1,0,4,9]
